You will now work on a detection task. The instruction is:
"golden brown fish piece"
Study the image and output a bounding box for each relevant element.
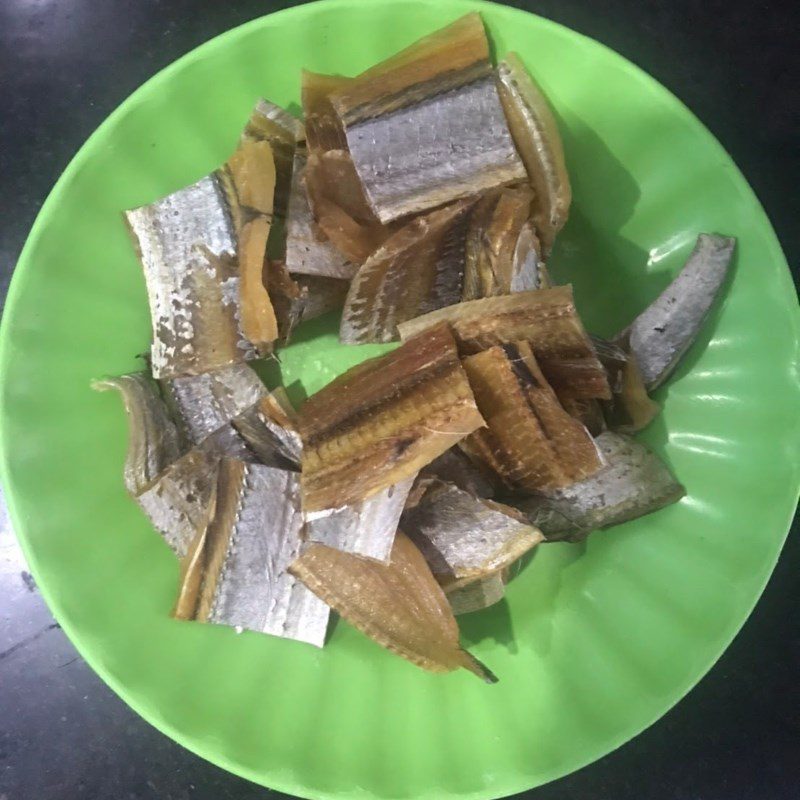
[401,478,542,590]
[340,199,475,344]
[496,53,571,254]
[461,342,603,493]
[175,459,329,646]
[298,323,486,512]
[398,286,611,401]
[329,15,527,223]
[289,532,496,680]
[462,185,535,300]
[604,349,660,433]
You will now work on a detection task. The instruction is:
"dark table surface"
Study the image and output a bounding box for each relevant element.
[1,1,798,798]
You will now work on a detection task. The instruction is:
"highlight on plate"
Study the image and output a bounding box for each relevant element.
[96,13,736,681]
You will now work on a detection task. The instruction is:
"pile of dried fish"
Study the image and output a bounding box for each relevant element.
[99,13,736,680]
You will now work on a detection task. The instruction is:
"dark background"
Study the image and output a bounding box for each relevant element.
[0,1,797,798]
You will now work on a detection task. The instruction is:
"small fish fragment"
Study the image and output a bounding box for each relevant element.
[420,447,498,498]
[401,479,542,590]
[330,15,527,222]
[603,350,660,433]
[136,447,220,558]
[265,258,306,342]
[175,459,329,646]
[305,476,415,562]
[241,98,303,220]
[496,53,571,254]
[399,286,611,400]
[511,431,685,542]
[289,532,496,680]
[617,234,736,389]
[93,372,186,496]
[446,573,505,615]
[125,129,279,378]
[510,219,550,292]
[340,199,475,344]
[462,185,536,300]
[284,148,358,279]
[461,343,604,493]
[298,323,486,512]
[161,363,268,445]
[231,392,303,468]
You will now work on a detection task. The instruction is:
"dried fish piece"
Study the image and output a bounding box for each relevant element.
[510,219,550,292]
[617,234,736,389]
[511,431,685,542]
[302,70,352,154]
[284,149,357,279]
[93,372,186,495]
[402,479,542,589]
[241,98,303,219]
[339,72,526,223]
[603,350,660,433]
[265,258,306,342]
[231,393,303,468]
[136,448,219,558]
[330,15,526,223]
[399,286,611,400]
[298,323,486,511]
[461,343,603,493]
[175,460,329,646]
[496,53,571,254]
[161,364,267,445]
[446,573,505,615]
[340,200,474,344]
[305,476,415,562]
[420,448,498,498]
[462,185,535,300]
[290,532,496,680]
[126,128,279,379]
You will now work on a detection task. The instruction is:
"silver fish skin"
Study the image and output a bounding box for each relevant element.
[305,476,415,562]
[446,572,505,615]
[618,234,736,390]
[284,149,357,279]
[512,431,685,542]
[250,98,305,142]
[161,363,267,445]
[125,173,257,379]
[343,74,527,223]
[93,373,186,496]
[207,462,330,646]
[136,448,219,558]
[401,479,542,588]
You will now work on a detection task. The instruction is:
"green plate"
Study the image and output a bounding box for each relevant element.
[2,1,798,797]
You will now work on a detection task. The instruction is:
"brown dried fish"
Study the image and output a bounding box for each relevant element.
[402,479,542,590]
[446,573,505,615]
[330,15,527,222]
[231,393,303,468]
[305,476,415,562]
[161,363,267,446]
[298,323,486,511]
[511,431,685,542]
[289,532,496,680]
[398,286,611,400]
[93,372,186,496]
[461,342,603,493]
[462,185,535,300]
[604,349,660,433]
[340,199,475,344]
[496,54,571,254]
[175,459,329,646]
